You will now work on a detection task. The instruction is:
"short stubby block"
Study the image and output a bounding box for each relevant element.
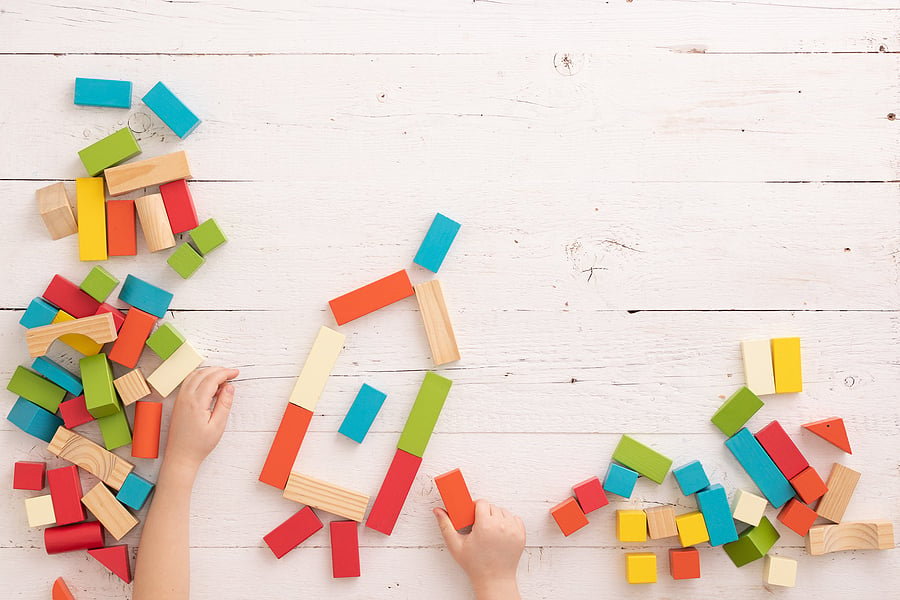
[106,200,137,256]
[603,463,638,498]
[25,495,57,527]
[329,270,414,326]
[142,81,201,138]
[711,386,764,437]
[7,366,66,413]
[673,460,710,496]
[723,517,780,567]
[396,371,453,458]
[550,497,588,537]
[740,339,776,396]
[59,395,94,429]
[339,383,387,444]
[119,275,174,318]
[145,323,186,360]
[434,468,476,530]
[572,476,608,514]
[611,434,672,484]
[790,466,828,505]
[135,193,176,252]
[20,298,59,329]
[14,461,46,490]
[676,511,709,547]
[264,506,323,559]
[37,182,77,241]
[116,472,155,511]
[7,397,64,442]
[80,353,120,418]
[189,218,227,255]
[80,266,119,303]
[669,547,700,580]
[78,127,141,176]
[696,483,738,546]
[763,555,797,588]
[167,242,205,279]
[645,505,678,540]
[74,78,132,108]
[413,212,461,273]
[777,498,817,536]
[755,420,809,480]
[771,337,802,393]
[625,552,657,584]
[816,463,861,523]
[617,509,648,542]
[802,417,852,454]
[159,179,199,234]
[31,357,83,397]
[330,521,361,578]
[97,407,133,450]
[725,428,795,508]
[732,489,768,527]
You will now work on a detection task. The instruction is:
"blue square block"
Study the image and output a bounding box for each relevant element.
[142,81,201,139]
[116,472,155,510]
[31,357,83,397]
[673,460,710,496]
[413,212,461,273]
[118,274,174,318]
[602,463,639,498]
[7,397,64,442]
[338,383,387,443]
[696,483,739,546]
[725,428,795,508]
[74,78,132,108]
[20,298,59,328]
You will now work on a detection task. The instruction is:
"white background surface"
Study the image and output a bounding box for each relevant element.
[1,1,898,598]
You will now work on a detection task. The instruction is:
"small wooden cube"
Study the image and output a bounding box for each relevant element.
[617,509,648,542]
[669,547,700,580]
[36,183,77,240]
[625,552,657,584]
[732,488,768,526]
[550,497,588,537]
[25,494,56,527]
[675,511,709,547]
[763,555,797,587]
[113,369,151,406]
[646,505,678,539]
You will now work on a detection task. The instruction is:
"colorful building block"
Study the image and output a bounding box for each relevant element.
[755,420,808,480]
[81,353,120,418]
[135,193,176,252]
[76,177,107,261]
[328,270,414,325]
[132,401,163,459]
[145,341,204,397]
[723,517,780,567]
[95,303,126,332]
[790,466,828,504]
[36,183,77,240]
[53,577,76,600]
[802,417,852,454]
[14,461,46,490]
[732,489,768,527]
[80,266,119,303]
[711,386,763,437]
[675,511,709,547]
[397,372,453,458]
[806,521,894,556]
[7,397,64,442]
[777,498,817,536]
[816,463,861,523]
[105,150,192,197]
[550,497,589,537]
[617,509,648,542]
[113,369,150,406]
[771,337,802,393]
[287,326,346,411]
[142,81,201,138]
[159,179,199,234]
[696,484,738,546]
[763,555,797,587]
[573,476,608,514]
[724,428,795,508]
[115,472,155,511]
[339,383,387,443]
[59,395,94,429]
[263,506,323,559]
[25,495,56,527]
[645,506,678,539]
[47,465,85,526]
[672,460,710,496]
[259,403,314,489]
[78,127,141,176]
[106,200,137,256]
[81,482,138,540]
[27,312,115,358]
[50,311,105,356]
[74,78,132,108]
[44,521,104,554]
[109,308,158,368]
[7,366,66,413]
[19,297,59,328]
[167,242,205,279]
[283,472,370,522]
[414,280,461,365]
[32,357,83,396]
[669,547,700,580]
[434,468,476,530]
[88,545,132,583]
[603,463,638,498]
[189,218,227,255]
[97,406,133,450]
[330,521,361,578]
[413,212,461,273]
[43,274,102,319]
[48,427,134,490]
[145,323,186,360]
[740,339,776,396]
[366,448,423,535]
[625,552,657,584]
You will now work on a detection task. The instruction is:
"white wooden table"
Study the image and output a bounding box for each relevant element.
[1,1,898,598]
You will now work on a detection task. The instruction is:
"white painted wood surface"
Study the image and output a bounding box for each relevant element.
[1,1,898,598]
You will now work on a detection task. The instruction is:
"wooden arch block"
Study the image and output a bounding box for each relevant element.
[25,313,117,358]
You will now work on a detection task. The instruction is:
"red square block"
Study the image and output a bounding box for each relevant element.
[47,465,85,526]
[14,461,46,490]
[263,506,323,559]
[790,466,828,505]
[573,476,609,514]
[755,420,809,480]
[777,498,818,536]
[550,497,589,537]
[669,547,701,580]
[330,520,361,578]
[59,396,95,429]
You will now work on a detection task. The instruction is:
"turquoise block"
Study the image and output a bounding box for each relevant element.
[602,463,638,498]
[413,213,461,273]
[116,472,155,510]
[142,81,201,138]
[31,357,83,396]
[118,274,173,318]
[20,298,59,328]
[74,78,132,108]
[725,428,795,508]
[673,460,710,495]
[7,397,63,442]
[338,383,387,443]
[696,483,738,546]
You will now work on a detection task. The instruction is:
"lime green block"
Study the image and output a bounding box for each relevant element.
[77,127,141,176]
[80,354,121,418]
[190,218,227,255]
[723,516,780,567]
[167,243,205,279]
[7,366,66,413]
[711,386,764,437]
[146,323,186,360]
[612,434,673,484]
[97,406,132,450]
[397,372,452,458]
[80,266,120,302]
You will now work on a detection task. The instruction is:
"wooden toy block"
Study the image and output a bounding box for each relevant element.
[47,465,85,526]
[43,274,103,319]
[672,460,710,496]
[106,200,137,256]
[6,397,64,442]
[646,506,678,539]
[80,353,120,418]
[259,403,314,489]
[339,383,387,443]
[135,193,176,252]
[167,242,205,279]
[550,497,589,537]
[790,466,828,504]
[763,555,797,587]
[88,545,132,583]
[806,521,894,556]
[113,369,150,406]
[44,521,104,554]
[331,521,361,578]
[669,547,700,580]
[724,428,795,508]
[53,577,76,600]
[7,365,66,412]
[816,463,861,523]
[104,150,192,197]
[612,434,672,484]
[36,182,77,240]
[263,506,323,559]
[74,77,132,108]
[328,269,414,325]
[32,356,83,396]
[59,395,94,429]
[118,274,174,318]
[26,312,116,358]
[283,472,370,522]
[159,179,199,233]
[78,127,141,176]
[711,386,764,437]
[777,498,817,536]
[142,81,201,138]
[80,266,119,303]
[115,472,155,511]
[95,303,125,331]
[146,323,186,360]
[675,511,709,547]
[723,517,780,567]
[81,482,138,540]
[771,336,802,393]
[414,280,461,365]
[617,509,648,542]
[97,405,133,450]
[397,372,453,458]
[20,297,59,328]
[625,552,657,584]
[51,311,104,356]
[434,468,476,530]
[366,448,423,535]
[76,177,107,261]
[696,484,738,546]
[413,212,461,273]
[189,218,227,255]
[48,427,134,490]
[25,494,56,527]
[287,325,346,411]
[740,339,776,396]
[802,417,852,454]
[603,463,638,498]
[755,420,808,480]
[14,461,46,490]
[573,476,608,514]
[732,489,768,526]
[109,308,158,368]
[146,341,205,397]
[132,401,163,459]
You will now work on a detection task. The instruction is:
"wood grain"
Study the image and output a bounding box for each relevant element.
[47,428,134,490]
[283,472,370,522]
[112,369,151,406]
[414,280,460,366]
[806,521,895,555]
[80,482,139,541]
[134,194,176,252]
[25,313,116,358]
[817,463,862,523]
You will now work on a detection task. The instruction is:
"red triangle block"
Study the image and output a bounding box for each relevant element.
[802,417,852,454]
[52,577,76,600]
[88,545,132,583]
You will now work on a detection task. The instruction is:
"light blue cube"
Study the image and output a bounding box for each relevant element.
[673,460,710,496]
[20,297,59,328]
[339,384,387,444]
[602,462,639,498]
[116,472,155,510]
[413,213,461,273]
[142,82,201,138]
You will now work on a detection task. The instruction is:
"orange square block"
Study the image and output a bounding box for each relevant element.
[550,497,588,537]
[790,466,828,505]
[669,547,701,580]
[777,498,818,536]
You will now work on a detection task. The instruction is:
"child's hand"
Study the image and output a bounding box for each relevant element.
[435,499,525,600]
[163,367,239,472]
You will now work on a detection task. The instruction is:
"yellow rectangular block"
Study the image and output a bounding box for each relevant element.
[288,326,346,411]
[675,511,709,547]
[76,177,107,261]
[617,509,648,542]
[25,494,56,527]
[741,339,776,396]
[625,552,657,584]
[771,337,802,393]
[81,482,138,540]
[52,311,104,356]
[645,505,678,539]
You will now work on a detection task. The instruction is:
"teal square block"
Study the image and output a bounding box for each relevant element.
[116,472,155,510]
[603,463,639,498]
[20,298,59,328]
[7,397,63,442]
[673,460,710,495]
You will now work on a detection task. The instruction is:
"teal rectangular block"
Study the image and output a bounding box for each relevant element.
[711,386,763,437]
[611,434,672,484]
[145,323,186,360]
[119,274,173,318]
[97,406,132,450]
[413,213,461,273]
[339,383,387,443]
[74,78,132,108]
[7,397,63,442]
[725,428,795,508]
[116,472,155,510]
[189,219,227,255]
[20,298,59,328]
[142,81,201,138]
[80,354,120,418]
[77,127,141,176]
[696,483,738,546]
[7,366,66,413]
[32,357,83,397]
[79,266,120,303]
[396,372,452,458]
[673,460,710,495]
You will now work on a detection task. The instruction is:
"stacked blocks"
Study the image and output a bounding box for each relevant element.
[80,354,120,418]
[603,463,639,498]
[43,274,102,318]
[711,386,763,437]
[550,497,589,537]
[645,506,678,539]
[7,366,66,413]
[673,460,710,495]
[723,516,780,567]
[105,150,192,197]
[724,428,795,508]
[146,341,204,397]
[59,396,94,429]
[755,420,808,480]
[816,463,861,523]
[110,308,159,368]
[611,435,672,484]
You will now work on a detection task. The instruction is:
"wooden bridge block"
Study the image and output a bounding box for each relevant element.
[13,461,46,490]
[675,511,709,547]
[611,434,672,484]
[118,274,174,318]
[36,182,77,240]
[339,383,387,443]
[789,466,828,504]
[755,420,808,480]
[816,463,861,523]
[132,401,163,459]
[106,200,137,256]
[81,481,138,540]
[283,472,370,522]
[763,555,797,587]
[135,193,176,252]
[259,403,313,489]
[25,494,56,527]
[776,498,817,536]
[771,337,802,393]
[287,325,345,411]
[7,365,66,412]
[26,313,116,358]
[113,369,151,406]
[802,416,852,454]
[142,81,201,138]
[806,521,894,555]
[645,506,678,540]
[104,150,192,196]
[88,544,132,583]
[74,77,132,108]
[724,428,795,508]
[366,448,422,536]
[146,341,204,397]
[263,506,323,559]
[414,279,461,365]
[47,427,134,490]
[551,497,589,537]
[711,386,764,437]
[76,177,107,261]
[78,127,141,176]
[617,509,648,542]
[44,521,104,555]
[573,476,608,514]
[81,353,120,418]
[19,297,59,329]
[434,468,476,530]
[328,269,414,325]
[668,547,700,580]
[625,552,657,584]
[330,520,361,578]
[47,465,85,526]
[52,311,104,356]
[159,179,199,233]
[672,460,710,496]
[740,339,776,396]
[397,371,453,458]
[413,212,461,273]
[43,274,102,319]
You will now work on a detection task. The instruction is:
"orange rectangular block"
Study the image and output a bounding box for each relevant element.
[108,308,157,369]
[434,468,476,530]
[328,270,414,326]
[132,401,162,459]
[259,403,314,489]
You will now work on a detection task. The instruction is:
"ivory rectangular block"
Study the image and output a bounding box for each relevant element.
[36,182,77,240]
[47,427,134,490]
[104,150,192,196]
[146,341,204,397]
[25,312,117,358]
[288,326,345,411]
[806,521,894,555]
[135,193,176,252]
[283,472,369,522]
[740,339,776,396]
[816,463,861,523]
[414,280,460,365]
[76,177,107,261]
[81,482,138,540]
[113,369,151,406]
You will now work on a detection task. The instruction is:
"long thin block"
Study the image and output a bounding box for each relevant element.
[44,521,104,554]
[88,545,132,583]
[763,555,797,588]
[36,183,77,240]
[25,495,57,527]
[132,401,163,459]
[397,372,453,458]
[434,468,476,530]
[287,326,346,411]
[771,337,802,393]
[159,179,199,233]
[142,81,201,138]
[7,366,66,412]
[740,339,776,396]
[78,127,141,176]
[366,448,423,535]
[611,435,672,484]
[146,341,204,397]
[104,150,192,197]
[696,484,738,546]
[7,397,64,442]
[806,521,894,556]
[331,521,361,578]
[74,78,132,108]
[106,200,137,256]
[414,280,461,365]
[135,193,176,252]
[118,274,174,318]
[13,461,46,490]
[339,383,387,443]
[756,420,808,480]
[724,428,795,508]
[551,497,589,537]
[645,505,678,540]
[711,386,764,437]
[76,177,107,261]
[816,463,861,523]
[32,357,83,396]
[47,465,85,526]
[328,270,414,325]
[263,506,323,559]
[26,313,116,358]
[283,472,369,522]
[259,403,314,489]
[802,417,852,454]
[81,482,138,540]
[81,353,120,418]
[43,274,102,319]
[413,212,461,273]
[113,369,151,406]
[53,311,104,356]
[47,427,134,490]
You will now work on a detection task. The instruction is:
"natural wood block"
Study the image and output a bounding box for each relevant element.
[550,497,589,537]
[76,177,107,261]
[816,463,861,523]
[328,269,414,325]
[645,505,678,539]
[732,488,768,527]
[434,468,476,530]
[625,552,657,584]
[802,416,852,454]
[414,279,461,365]
[25,494,56,527]
[740,339,776,396]
[36,183,77,240]
[771,337,802,393]
[25,312,116,358]
[763,555,797,587]
[675,511,709,547]
[81,481,138,540]
[135,193,176,252]
[287,325,345,411]
[52,310,103,356]
[617,509,648,542]
[104,150,192,196]
[146,340,204,397]
[283,472,370,522]
[113,369,151,406]
[806,521,894,555]
[47,427,134,490]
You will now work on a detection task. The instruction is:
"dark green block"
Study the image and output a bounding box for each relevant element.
[397,372,452,458]
[7,366,66,413]
[611,434,673,484]
[80,265,120,302]
[97,405,132,450]
[77,127,141,176]
[146,323,186,360]
[723,516,780,567]
[81,354,121,418]
[711,386,764,437]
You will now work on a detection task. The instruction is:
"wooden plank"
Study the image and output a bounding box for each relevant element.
[414,280,460,366]
[283,472,369,522]
[806,521,895,556]
[47,427,133,490]
[104,150,192,196]
[816,463,862,523]
[80,482,138,540]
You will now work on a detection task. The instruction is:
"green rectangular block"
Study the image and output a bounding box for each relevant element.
[79,266,120,302]
[97,405,132,450]
[77,127,141,176]
[723,516,780,567]
[190,218,227,255]
[611,434,673,484]
[711,386,764,437]
[145,323,186,360]
[396,372,452,458]
[80,354,121,418]
[7,366,66,413]
[167,242,205,279]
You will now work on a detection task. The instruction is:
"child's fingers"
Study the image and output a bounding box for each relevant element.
[433,508,464,555]
[473,499,493,524]
[191,367,240,401]
[208,383,235,432]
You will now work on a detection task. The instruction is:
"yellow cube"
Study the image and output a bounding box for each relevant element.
[617,509,648,542]
[771,337,802,393]
[675,511,709,547]
[625,552,657,584]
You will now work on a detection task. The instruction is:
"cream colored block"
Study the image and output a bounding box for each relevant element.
[740,339,776,396]
[36,182,77,240]
[114,369,151,406]
[283,472,369,522]
[763,555,797,587]
[414,280,461,366]
[146,341,205,397]
[81,482,138,540]
[287,326,345,411]
[732,488,767,526]
[25,494,56,527]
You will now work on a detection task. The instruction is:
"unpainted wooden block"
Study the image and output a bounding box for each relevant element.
[81,481,138,540]
[763,555,797,587]
[135,193,176,252]
[113,369,151,406]
[36,183,77,240]
[724,428,795,508]
[52,310,104,356]
[104,150,192,196]
[806,521,894,556]
[146,341,204,397]
[283,472,370,522]
[414,280,461,365]
[645,505,678,540]
[25,312,116,358]
[25,494,56,527]
[740,339,776,396]
[816,463,861,523]
[47,427,134,490]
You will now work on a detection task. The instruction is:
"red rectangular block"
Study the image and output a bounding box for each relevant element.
[95,303,126,332]
[59,396,95,429]
[263,506,323,559]
[790,466,829,504]
[434,468,476,530]
[14,461,46,490]
[106,200,137,256]
[573,475,609,514]
[43,275,101,319]
[755,420,809,480]
[47,465,85,526]
[328,270,414,326]
[330,520,361,578]
[366,448,423,535]
[108,308,157,368]
[777,498,818,536]
[259,403,313,489]
[159,180,199,234]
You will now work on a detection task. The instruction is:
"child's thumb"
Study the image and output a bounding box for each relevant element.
[434,508,463,555]
[210,384,235,431]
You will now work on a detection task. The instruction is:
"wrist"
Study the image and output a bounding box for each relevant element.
[470,575,520,600]
[159,455,201,485]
